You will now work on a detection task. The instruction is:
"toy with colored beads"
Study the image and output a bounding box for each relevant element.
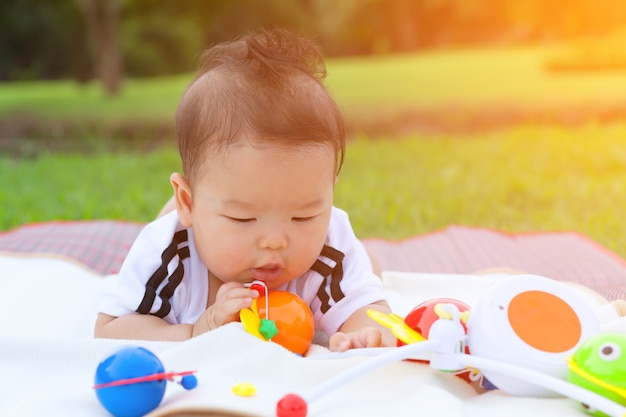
[275,274,626,417]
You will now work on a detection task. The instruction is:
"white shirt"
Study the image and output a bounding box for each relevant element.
[98,207,385,336]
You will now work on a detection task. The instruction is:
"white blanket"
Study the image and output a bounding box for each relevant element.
[0,253,622,417]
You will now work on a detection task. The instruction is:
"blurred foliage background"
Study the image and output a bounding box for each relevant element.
[5,0,626,145]
[5,0,626,84]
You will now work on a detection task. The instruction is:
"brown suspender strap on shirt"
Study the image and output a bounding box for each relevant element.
[311,244,346,313]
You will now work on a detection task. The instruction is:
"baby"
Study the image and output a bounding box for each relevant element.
[94,27,394,352]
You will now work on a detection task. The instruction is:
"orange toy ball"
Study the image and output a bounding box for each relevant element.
[256,291,315,355]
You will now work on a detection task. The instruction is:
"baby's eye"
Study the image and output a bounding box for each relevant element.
[292,216,316,222]
[598,342,621,362]
[226,216,256,223]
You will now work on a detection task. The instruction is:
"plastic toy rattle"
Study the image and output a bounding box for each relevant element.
[400,298,474,382]
[567,332,626,416]
[275,274,626,417]
[241,280,314,355]
[94,346,197,417]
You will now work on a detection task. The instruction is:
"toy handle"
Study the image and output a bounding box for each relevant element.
[303,340,440,404]
[458,354,626,417]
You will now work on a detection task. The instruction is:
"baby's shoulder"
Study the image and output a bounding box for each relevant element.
[326,206,357,247]
[131,211,190,254]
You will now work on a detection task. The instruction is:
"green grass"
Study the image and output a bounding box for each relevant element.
[336,123,626,260]
[3,44,626,259]
[0,75,189,122]
[3,44,626,124]
[326,45,626,110]
[0,149,180,226]
[3,122,626,259]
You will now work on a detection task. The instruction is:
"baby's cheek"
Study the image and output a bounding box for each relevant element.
[208,250,246,278]
[289,248,321,277]
[199,239,244,276]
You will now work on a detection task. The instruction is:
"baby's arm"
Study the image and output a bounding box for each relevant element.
[328,300,395,351]
[94,313,194,341]
[94,282,258,341]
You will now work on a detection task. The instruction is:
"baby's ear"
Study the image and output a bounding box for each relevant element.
[170,173,193,227]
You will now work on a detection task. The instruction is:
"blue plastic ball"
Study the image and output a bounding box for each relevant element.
[94,346,167,417]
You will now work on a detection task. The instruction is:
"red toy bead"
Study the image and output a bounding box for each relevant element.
[400,298,470,346]
[276,393,307,417]
[401,298,472,382]
[251,283,266,297]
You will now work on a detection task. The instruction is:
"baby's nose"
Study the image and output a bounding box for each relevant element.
[259,229,288,250]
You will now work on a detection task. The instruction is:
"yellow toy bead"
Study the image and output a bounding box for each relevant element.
[232,382,257,397]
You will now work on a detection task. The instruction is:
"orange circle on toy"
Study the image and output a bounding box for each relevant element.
[508,290,581,353]
[256,291,314,355]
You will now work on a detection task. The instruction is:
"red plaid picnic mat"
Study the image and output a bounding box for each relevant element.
[0,220,144,276]
[364,225,626,301]
[1,221,625,300]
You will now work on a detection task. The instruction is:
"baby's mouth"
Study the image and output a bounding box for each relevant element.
[249,265,283,282]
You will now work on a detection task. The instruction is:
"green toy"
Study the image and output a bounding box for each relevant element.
[568,332,626,417]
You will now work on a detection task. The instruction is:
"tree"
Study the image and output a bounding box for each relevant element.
[0,0,89,81]
[75,0,122,95]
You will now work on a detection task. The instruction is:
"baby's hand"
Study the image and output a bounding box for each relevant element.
[192,282,258,337]
[328,327,384,352]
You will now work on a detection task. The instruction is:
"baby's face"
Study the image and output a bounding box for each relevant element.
[188,141,336,289]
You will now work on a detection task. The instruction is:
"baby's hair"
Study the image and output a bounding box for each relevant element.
[175,27,346,185]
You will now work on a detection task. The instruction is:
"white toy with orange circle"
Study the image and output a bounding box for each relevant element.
[466,274,600,396]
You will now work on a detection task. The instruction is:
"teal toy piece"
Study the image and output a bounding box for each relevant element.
[568,332,626,417]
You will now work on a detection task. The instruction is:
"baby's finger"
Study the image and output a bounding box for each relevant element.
[329,332,351,352]
[359,328,383,348]
[217,282,259,300]
[209,300,250,327]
